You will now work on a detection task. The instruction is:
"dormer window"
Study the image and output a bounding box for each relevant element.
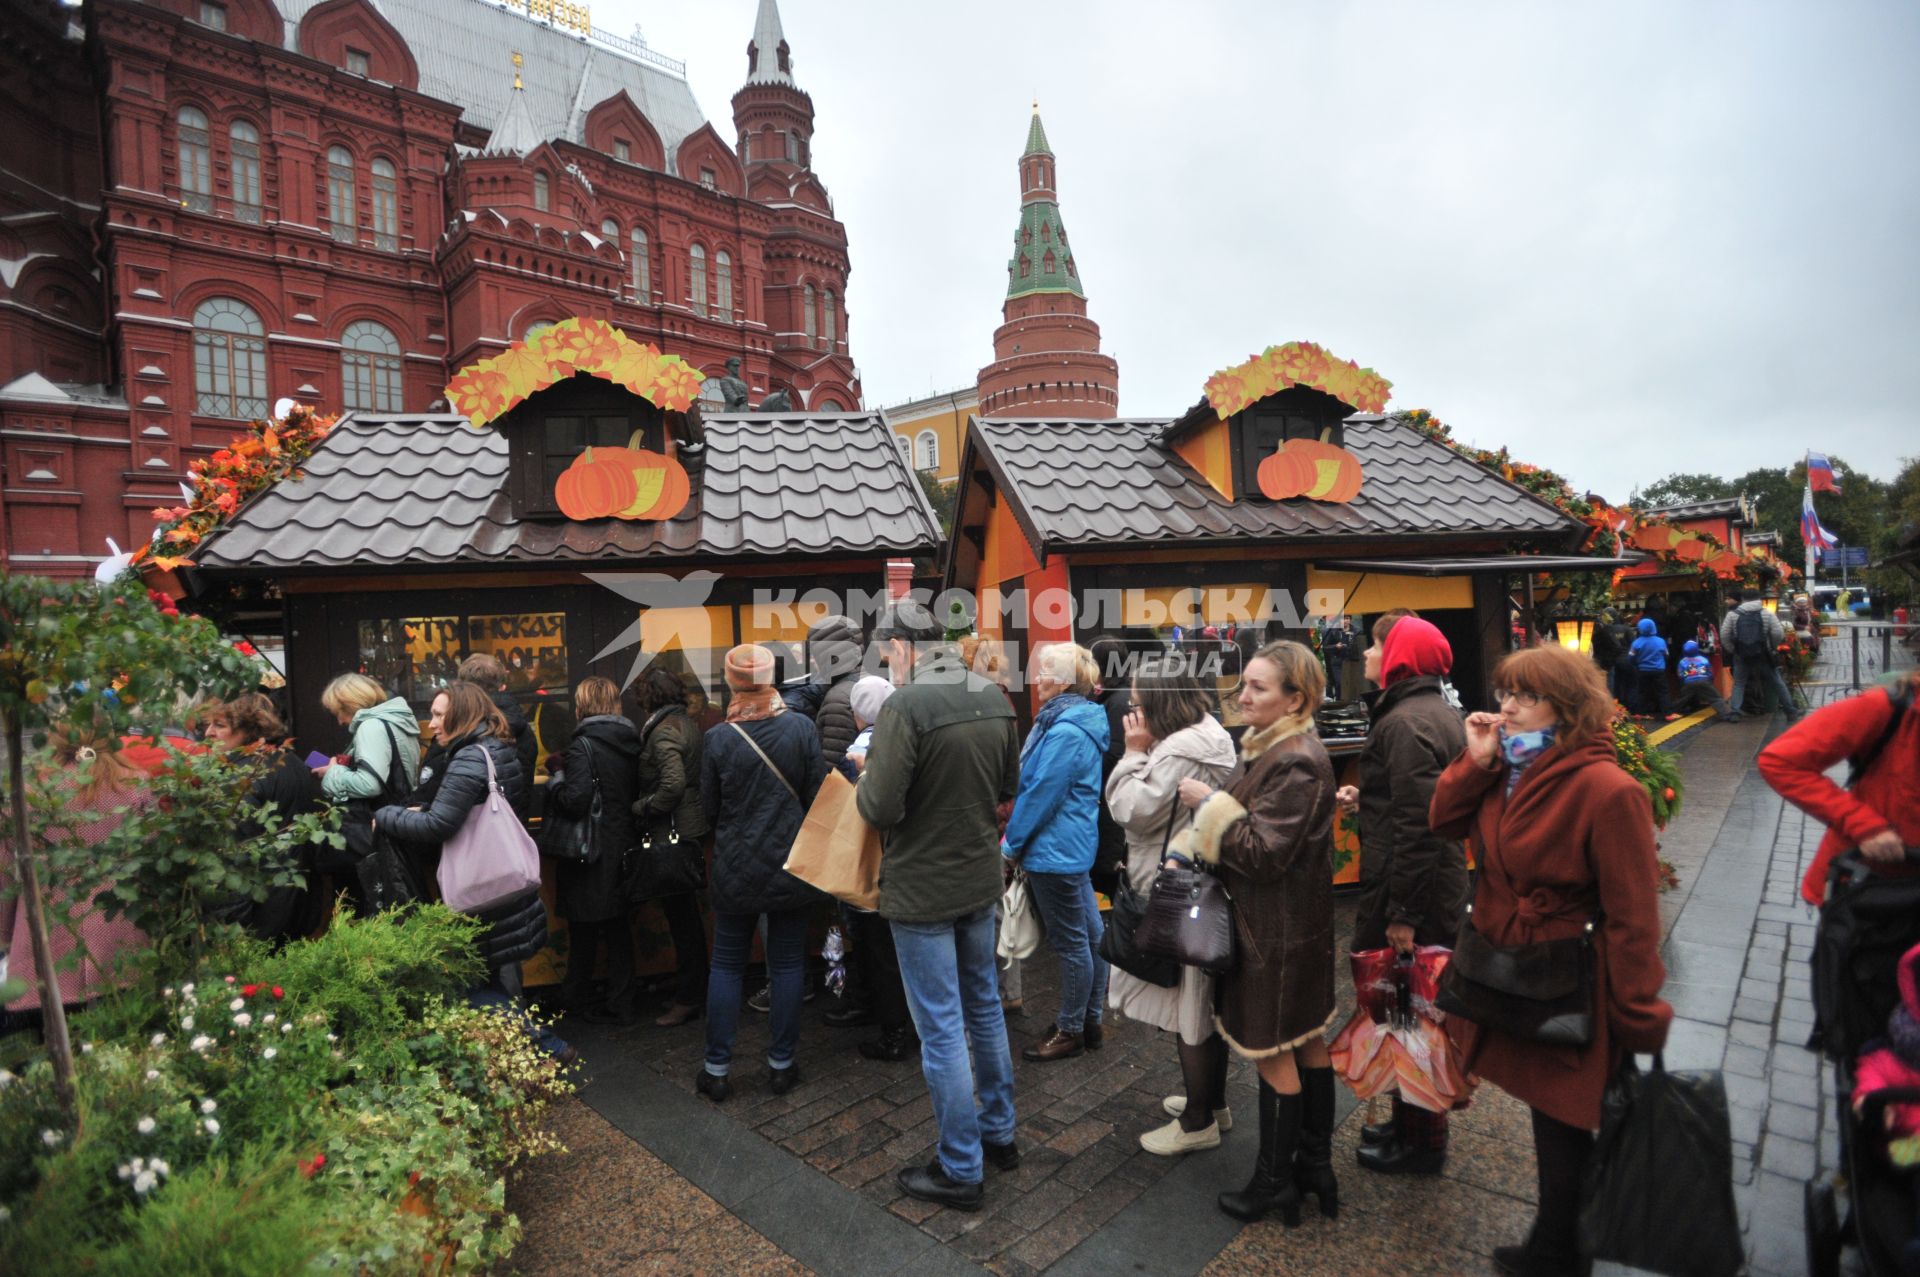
[198,2,227,30]
[700,167,717,190]
[503,375,668,518]
[346,47,371,77]
[613,138,631,162]
[1233,385,1353,503]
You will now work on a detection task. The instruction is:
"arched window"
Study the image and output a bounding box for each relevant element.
[688,243,707,316]
[629,226,650,299]
[229,119,261,223]
[600,216,619,240]
[818,397,845,411]
[370,157,398,250]
[801,284,815,342]
[532,169,550,212]
[785,131,799,162]
[714,250,733,316]
[326,145,356,243]
[915,430,938,471]
[896,435,911,464]
[1019,256,1030,279]
[698,377,728,409]
[178,107,212,212]
[192,297,267,418]
[341,319,402,412]
[822,290,836,349]
[1043,250,1056,274]
[523,320,555,341]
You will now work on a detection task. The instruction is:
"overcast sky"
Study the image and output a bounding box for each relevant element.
[608,0,1919,505]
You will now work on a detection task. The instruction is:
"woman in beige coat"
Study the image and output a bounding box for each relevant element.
[1105,656,1237,1155]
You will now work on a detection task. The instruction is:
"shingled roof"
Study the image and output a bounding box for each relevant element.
[194,411,942,574]
[964,414,1582,558]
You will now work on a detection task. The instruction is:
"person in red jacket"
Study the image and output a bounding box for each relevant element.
[1756,671,1920,905]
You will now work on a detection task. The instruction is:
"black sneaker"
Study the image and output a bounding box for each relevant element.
[769,1063,801,1096]
[896,1161,983,1212]
[694,1069,731,1103]
[747,984,772,1014]
[983,1139,1020,1172]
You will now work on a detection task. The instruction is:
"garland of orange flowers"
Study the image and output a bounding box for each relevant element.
[444,316,705,427]
[1203,340,1393,418]
[132,404,337,570]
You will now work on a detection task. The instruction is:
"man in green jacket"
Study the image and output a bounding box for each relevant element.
[856,600,1022,1212]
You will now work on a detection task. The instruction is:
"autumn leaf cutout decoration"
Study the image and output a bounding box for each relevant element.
[443,316,706,427]
[1258,429,1365,503]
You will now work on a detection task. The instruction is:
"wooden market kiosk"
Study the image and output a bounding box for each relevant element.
[943,341,1628,884]
[188,321,940,978]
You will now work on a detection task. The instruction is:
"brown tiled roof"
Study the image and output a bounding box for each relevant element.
[194,411,942,573]
[969,414,1582,553]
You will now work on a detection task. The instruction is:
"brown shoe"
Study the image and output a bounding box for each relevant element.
[654,1002,703,1028]
[1022,1028,1085,1062]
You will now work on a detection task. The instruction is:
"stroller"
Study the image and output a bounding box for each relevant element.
[1805,847,1920,1277]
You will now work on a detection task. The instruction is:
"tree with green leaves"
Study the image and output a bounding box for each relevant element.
[0,574,257,1126]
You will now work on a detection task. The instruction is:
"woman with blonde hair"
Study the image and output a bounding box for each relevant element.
[1174,639,1338,1224]
[314,673,421,911]
[0,725,150,1009]
[1429,644,1669,1276]
[1003,641,1112,1062]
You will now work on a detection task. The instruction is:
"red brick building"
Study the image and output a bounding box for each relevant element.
[975,107,1118,420]
[0,0,860,578]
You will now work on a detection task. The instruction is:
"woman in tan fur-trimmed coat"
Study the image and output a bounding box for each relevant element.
[1171,640,1337,1227]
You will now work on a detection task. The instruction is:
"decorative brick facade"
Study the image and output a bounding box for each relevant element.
[975,107,1118,420]
[0,0,859,578]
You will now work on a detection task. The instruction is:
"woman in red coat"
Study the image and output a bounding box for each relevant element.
[1429,645,1672,1277]
[1755,671,1919,904]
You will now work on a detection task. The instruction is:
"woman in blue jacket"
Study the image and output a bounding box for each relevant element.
[1004,642,1112,1062]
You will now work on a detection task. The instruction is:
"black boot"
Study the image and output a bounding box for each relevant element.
[1360,1094,1401,1146]
[1217,1081,1303,1226]
[1356,1100,1446,1175]
[858,1025,919,1062]
[1292,1065,1339,1219]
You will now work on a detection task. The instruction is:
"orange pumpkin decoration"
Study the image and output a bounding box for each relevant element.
[1672,537,1708,562]
[1256,430,1365,502]
[555,447,640,520]
[616,448,691,520]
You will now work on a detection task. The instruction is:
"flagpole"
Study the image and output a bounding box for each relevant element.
[1803,454,1817,589]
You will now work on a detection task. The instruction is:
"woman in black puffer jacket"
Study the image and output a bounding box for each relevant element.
[548,676,644,1022]
[375,681,566,1057]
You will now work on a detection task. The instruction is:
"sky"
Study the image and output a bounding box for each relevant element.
[604,0,1920,505]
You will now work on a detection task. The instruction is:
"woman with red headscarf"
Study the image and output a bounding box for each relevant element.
[1336,613,1471,1176]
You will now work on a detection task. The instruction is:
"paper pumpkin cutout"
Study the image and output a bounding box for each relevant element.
[444,316,706,428]
[1204,340,1393,419]
[553,445,691,522]
[1256,430,1366,503]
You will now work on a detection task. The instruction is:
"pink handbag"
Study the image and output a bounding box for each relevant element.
[437,744,542,914]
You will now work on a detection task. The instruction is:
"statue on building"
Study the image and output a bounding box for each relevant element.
[714,357,751,411]
[757,384,793,413]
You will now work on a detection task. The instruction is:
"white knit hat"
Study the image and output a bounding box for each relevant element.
[849,675,896,728]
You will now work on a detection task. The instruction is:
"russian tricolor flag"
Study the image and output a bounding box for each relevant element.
[1803,487,1839,560]
[1807,452,1840,493]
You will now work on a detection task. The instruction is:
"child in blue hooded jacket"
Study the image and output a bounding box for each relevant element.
[1628,618,1670,716]
[1673,640,1740,722]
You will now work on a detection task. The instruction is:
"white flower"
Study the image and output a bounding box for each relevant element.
[325,1032,337,1043]
[179,1015,195,1031]
[41,1128,62,1147]
[0,1204,10,1222]
[79,1042,93,1054]
[145,1068,160,1081]
[280,1024,292,1035]
[261,1014,276,1025]
[137,1116,156,1135]
[229,997,245,1012]
[189,1035,213,1053]
[0,1069,14,1088]
[262,1047,278,1060]
[180,983,195,996]
[132,1169,157,1195]
[162,986,174,998]
[117,1162,132,1180]
[199,1098,217,1115]
[202,1118,220,1136]
[150,1033,166,1047]
[233,1013,252,1029]
[151,1159,169,1175]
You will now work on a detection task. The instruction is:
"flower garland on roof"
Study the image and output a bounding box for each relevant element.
[1203,340,1393,418]
[131,404,336,571]
[444,316,705,428]
[1393,408,1778,587]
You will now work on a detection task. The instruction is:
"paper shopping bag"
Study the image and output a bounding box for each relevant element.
[783,770,884,910]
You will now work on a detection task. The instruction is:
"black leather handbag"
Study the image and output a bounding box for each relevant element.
[1135,864,1237,975]
[1100,813,1183,988]
[629,817,703,899]
[537,743,601,864]
[1435,905,1598,1046]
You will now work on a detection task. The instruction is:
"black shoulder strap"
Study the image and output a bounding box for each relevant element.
[1848,682,1915,789]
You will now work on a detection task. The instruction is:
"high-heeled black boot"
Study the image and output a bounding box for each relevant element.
[1217,1080,1304,1226]
[1292,1065,1339,1219]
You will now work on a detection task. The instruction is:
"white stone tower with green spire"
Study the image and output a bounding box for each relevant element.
[976,103,1118,419]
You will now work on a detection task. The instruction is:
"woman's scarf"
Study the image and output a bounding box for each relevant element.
[1499,725,1558,794]
[1022,691,1088,759]
[725,684,786,723]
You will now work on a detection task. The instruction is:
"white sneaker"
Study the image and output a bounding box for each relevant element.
[1161,1094,1233,1132]
[1139,1117,1222,1155]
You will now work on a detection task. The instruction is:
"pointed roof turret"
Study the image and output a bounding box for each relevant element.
[1024,102,1051,156]
[483,52,542,156]
[746,0,795,86]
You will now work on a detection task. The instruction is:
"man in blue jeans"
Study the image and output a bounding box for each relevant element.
[857,601,1024,1211]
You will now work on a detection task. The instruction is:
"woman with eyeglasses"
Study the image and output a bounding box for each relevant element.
[1429,644,1671,1277]
[1172,640,1338,1226]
